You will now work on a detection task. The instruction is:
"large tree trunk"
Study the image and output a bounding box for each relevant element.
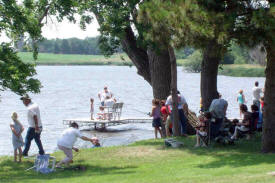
[201,41,223,111]
[148,49,171,99]
[168,45,180,136]
[262,44,275,153]
[121,27,171,99]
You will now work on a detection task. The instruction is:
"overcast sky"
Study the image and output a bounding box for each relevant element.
[0,16,100,42]
[42,18,100,39]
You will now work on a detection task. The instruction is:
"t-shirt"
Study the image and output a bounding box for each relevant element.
[209,99,228,119]
[104,99,115,107]
[27,102,42,128]
[252,87,262,100]
[98,91,113,102]
[161,106,171,115]
[165,94,187,110]
[57,127,82,148]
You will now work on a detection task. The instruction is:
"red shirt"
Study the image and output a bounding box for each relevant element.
[161,106,171,115]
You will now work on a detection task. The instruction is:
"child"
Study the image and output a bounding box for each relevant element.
[10,112,24,162]
[91,137,101,148]
[195,112,211,147]
[97,106,106,120]
[90,98,94,120]
[237,90,246,118]
[150,99,163,139]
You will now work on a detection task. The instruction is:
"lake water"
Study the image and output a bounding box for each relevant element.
[0,66,265,155]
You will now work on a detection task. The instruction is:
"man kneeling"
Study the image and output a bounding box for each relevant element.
[56,122,94,167]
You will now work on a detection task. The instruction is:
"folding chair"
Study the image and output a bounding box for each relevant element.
[26,154,56,174]
[198,120,211,146]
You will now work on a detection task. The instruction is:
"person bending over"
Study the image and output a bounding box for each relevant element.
[56,122,94,167]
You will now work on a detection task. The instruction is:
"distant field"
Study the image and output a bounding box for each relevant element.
[18,52,185,66]
[219,64,265,77]
[18,52,132,66]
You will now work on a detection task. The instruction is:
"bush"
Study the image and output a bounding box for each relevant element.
[182,50,202,72]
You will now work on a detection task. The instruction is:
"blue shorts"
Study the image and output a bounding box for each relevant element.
[152,118,161,128]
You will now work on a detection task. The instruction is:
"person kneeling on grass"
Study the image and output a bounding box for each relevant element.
[56,122,95,167]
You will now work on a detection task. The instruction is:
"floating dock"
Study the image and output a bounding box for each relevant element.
[63,117,153,129]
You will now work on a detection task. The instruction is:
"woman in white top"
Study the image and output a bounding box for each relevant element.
[56,122,94,167]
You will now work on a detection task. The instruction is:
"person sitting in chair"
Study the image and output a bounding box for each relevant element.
[195,112,211,147]
[231,104,252,140]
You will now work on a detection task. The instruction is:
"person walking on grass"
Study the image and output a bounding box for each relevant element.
[21,94,45,156]
[10,112,24,162]
[56,122,95,167]
[237,89,246,118]
[150,99,163,139]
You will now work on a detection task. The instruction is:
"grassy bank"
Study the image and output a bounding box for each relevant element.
[18,52,185,66]
[1,134,275,183]
[219,64,265,77]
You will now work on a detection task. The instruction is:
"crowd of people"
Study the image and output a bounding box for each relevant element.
[149,81,265,148]
[10,81,264,166]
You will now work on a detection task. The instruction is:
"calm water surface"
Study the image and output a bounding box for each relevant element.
[0,66,265,155]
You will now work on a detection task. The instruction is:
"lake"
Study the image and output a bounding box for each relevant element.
[0,66,265,155]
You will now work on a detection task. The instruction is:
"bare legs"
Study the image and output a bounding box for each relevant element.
[154,127,163,139]
[13,147,22,162]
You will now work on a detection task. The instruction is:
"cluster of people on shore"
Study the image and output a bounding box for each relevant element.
[90,86,116,120]
[150,81,265,148]
[10,95,100,167]
[150,91,189,139]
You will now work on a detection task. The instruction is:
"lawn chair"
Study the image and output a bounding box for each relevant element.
[26,154,56,174]
[198,120,211,146]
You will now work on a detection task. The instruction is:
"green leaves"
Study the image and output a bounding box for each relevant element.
[0,44,41,95]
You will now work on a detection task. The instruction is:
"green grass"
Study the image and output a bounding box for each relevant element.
[18,52,133,66]
[1,134,275,183]
[18,52,186,66]
[219,64,265,77]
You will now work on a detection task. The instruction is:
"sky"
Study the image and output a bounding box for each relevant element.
[42,17,100,40]
[0,16,100,42]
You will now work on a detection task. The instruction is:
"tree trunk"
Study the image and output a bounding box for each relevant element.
[168,45,180,136]
[262,44,275,153]
[148,49,171,99]
[201,41,222,111]
[121,27,171,99]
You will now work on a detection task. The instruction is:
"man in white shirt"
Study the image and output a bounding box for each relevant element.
[56,122,95,167]
[21,94,45,156]
[165,91,188,136]
[252,81,262,108]
[98,86,113,106]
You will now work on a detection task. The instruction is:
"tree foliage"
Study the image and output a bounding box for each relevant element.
[0,0,44,95]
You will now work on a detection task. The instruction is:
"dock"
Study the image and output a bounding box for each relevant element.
[63,117,153,130]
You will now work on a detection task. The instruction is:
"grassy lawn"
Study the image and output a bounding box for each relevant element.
[1,134,275,183]
[219,64,265,77]
[18,52,185,66]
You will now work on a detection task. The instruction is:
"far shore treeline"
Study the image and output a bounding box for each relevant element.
[19,37,266,68]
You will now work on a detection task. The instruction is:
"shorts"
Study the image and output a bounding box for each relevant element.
[152,118,161,128]
[165,116,172,129]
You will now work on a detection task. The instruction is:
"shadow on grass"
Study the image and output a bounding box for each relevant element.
[0,159,137,183]
[132,133,275,169]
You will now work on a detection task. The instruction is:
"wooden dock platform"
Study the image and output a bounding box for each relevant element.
[63,117,153,129]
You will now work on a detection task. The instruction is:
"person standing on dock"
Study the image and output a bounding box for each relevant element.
[20,94,45,156]
[98,86,113,106]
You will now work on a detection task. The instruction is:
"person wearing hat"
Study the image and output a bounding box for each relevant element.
[20,94,45,156]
